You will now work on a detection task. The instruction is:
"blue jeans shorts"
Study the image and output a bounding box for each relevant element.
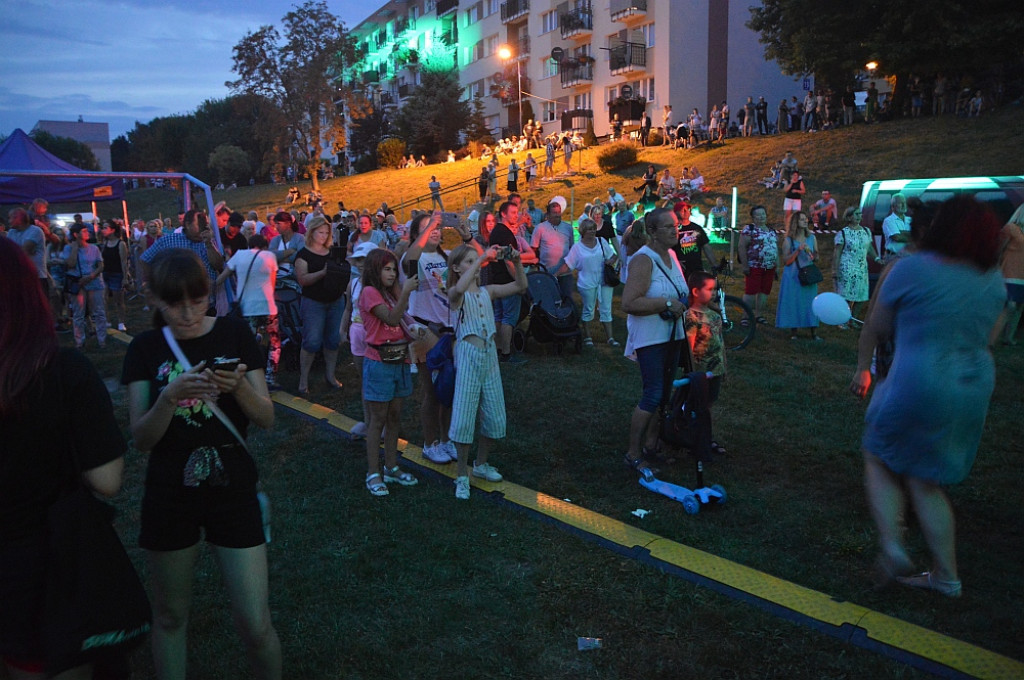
[492,293,522,327]
[363,358,413,402]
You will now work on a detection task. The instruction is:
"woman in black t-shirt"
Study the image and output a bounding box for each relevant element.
[121,248,280,680]
[294,215,348,394]
[1,238,126,677]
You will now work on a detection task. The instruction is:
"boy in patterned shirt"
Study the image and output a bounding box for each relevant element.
[685,270,727,456]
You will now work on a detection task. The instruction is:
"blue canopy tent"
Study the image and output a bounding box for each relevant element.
[0,128,236,307]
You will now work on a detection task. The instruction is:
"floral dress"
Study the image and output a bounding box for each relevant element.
[834,226,872,302]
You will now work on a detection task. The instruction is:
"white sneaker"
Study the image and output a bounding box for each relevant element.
[454,475,470,500]
[441,440,458,461]
[422,440,450,464]
[117,323,127,332]
[472,462,503,482]
[350,421,368,439]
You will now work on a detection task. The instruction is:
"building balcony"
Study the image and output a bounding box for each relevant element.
[610,0,647,23]
[394,16,415,34]
[560,62,594,88]
[515,35,530,58]
[560,6,593,39]
[436,0,459,17]
[436,25,458,47]
[362,69,380,85]
[398,83,412,99]
[500,0,529,23]
[609,42,647,75]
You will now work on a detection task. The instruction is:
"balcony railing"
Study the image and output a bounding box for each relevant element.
[516,35,530,58]
[436,0,459,17]
[560,6,593,39]
[560,62,594,88]
[362,69,380,84]
[609,42,647,74]
[500,0,529,23]
[394,16,415,34]
[610,0,647,22]
[500,77,531,106]
[436,24,458,47]
[398,83,412,99]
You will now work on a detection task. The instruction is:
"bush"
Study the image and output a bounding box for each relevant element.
[649,129,664,146]
[596,142,639,173]
[377,138,407,169]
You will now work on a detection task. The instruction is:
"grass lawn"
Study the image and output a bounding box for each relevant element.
[42,109,1024,678]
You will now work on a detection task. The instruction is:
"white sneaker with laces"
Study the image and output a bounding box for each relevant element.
[441,440,458,461]
[454,475,470,500]
[472,462,503,482]
[422,440,450,464]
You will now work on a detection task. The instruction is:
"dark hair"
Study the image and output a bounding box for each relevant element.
[498,201,515,218]
[361,248,400,301]
[409,214,447,260]
[687,270,715,293]
[749,204,766,218]
[0,239,57,416]
[919,195,1001,270]
[184,209,208,231]
[249,234,268,249]
[149,249,210,326]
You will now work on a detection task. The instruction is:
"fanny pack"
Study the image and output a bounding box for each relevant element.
[371,342,410,363]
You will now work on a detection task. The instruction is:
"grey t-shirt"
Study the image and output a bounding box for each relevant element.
[8,225,46,277]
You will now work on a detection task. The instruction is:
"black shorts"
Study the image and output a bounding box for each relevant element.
[140,485,264,551]
[0,537,47,659]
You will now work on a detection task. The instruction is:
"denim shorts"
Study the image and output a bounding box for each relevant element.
[492,293,522,326]
[363,357,412,402]
[104,273,124,292]
[635,340,683,412]
[300,295,345,352]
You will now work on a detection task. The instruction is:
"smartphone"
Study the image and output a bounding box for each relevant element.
[213,357,240,372]
[441,212,461,228]
[403,258,418,278]
[494,245,514,261]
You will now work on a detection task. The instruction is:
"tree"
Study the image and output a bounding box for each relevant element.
[29,130,100,170]
[208,144,251,184]
[395,69,471,159]
[228,0,354,191]
[748,0,1024,100]
[465,98,494,144]
[346,92,390,170]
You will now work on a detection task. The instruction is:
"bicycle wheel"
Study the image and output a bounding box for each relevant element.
[720,294,756,350]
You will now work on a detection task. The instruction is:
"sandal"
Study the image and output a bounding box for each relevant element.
[365,472,389,497]
[383,465,419,487]
[896,571,962,598]
[624,454,656,481]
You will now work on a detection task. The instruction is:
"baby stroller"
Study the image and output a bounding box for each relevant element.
[273,285,303,371]
[637,337,726,514]
[521,268,582,354]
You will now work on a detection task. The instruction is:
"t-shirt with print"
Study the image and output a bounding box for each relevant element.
[120,317,264,491]
[359,285,412,363]
[741,224,779,269]
[673,223,710,275]
[407,250,451,325]
[685,307,726,377]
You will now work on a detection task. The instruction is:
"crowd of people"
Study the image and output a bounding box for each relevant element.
[2,155,1020,676]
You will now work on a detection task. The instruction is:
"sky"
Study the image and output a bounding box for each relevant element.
[0,0,369,141]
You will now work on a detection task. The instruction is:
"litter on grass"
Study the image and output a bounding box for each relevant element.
[631,509,650,518]
[577,637,602,651]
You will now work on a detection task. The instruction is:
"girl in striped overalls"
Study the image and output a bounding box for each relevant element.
[446,244,528,499]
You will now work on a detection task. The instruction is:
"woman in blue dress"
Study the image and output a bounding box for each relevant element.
[775,212,820,340]
[850,196,1005,597]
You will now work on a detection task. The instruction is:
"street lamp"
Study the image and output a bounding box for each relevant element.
[498,44,523,136]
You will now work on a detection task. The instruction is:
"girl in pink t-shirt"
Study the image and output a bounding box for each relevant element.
[357,249,424,496]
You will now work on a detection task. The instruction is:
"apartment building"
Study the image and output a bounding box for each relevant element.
[344,0,802,148]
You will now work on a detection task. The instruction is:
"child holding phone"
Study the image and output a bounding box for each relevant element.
[358,248,424,496]
[445,244,528,499]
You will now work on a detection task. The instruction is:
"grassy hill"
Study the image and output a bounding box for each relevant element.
[98,106,1023,229]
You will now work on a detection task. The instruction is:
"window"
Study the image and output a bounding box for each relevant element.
[485,0,499,16]
[465,40,484,64]
[544,57,559,78]
[541,11,557,34]
[647,77,655,102]
[606,85,618,103]
[485,34,499,57]
[467,79,485,99]
[543,101,556,122]
[641,23,655,47]
[410,5,420,21]
[425,0,436,12]
[484,114,500,134]
[573,92,592,110]
[573,44,591,58]
[465,3,481,26]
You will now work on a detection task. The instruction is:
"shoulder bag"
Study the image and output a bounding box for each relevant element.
[600,238,621,287]
[792,238,823,286]
[226,251,260,321]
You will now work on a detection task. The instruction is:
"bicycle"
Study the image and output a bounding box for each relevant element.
[712,258,756,351]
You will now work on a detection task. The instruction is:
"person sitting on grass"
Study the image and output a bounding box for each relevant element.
[685,270,727,457]
[445,244,528,499]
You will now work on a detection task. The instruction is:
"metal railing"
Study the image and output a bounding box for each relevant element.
[436,0,459,17]
[560,6,593,38]
[560,62,594,87]
[609,42,647,73]
[500,0,529,22]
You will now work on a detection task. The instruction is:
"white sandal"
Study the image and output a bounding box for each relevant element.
[365,472,388,497]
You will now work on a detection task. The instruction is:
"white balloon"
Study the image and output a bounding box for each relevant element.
[813,292,852,325]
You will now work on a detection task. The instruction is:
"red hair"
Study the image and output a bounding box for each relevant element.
[920,196,1002,270]
[0,238,57,415]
